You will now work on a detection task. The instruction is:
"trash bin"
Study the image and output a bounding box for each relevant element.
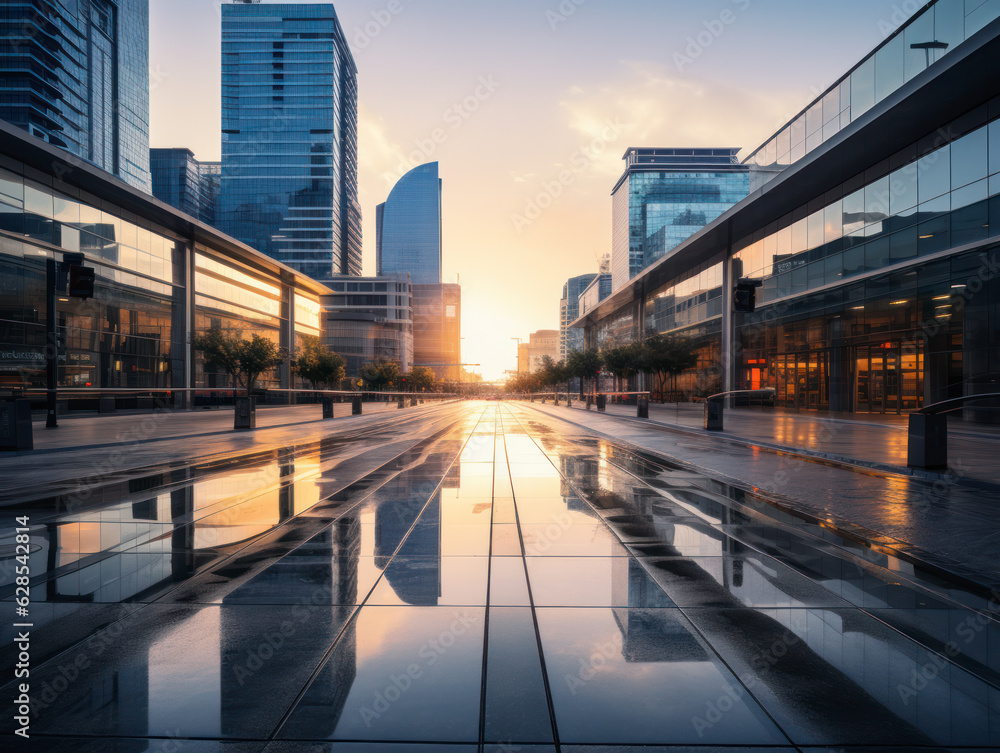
[98,396,116,414]
[596,395,607,412]
[352,396,363,415]
[234,395,256,431]
[637,398,649,419]
[0,400,33,451]
[907,413,948,469]
[322,398,334,419]
[398,397,406,409]
[704,399,723,430]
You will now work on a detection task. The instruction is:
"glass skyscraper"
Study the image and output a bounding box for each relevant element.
[0,0,151,191]
[219,1,361,280]
[560,274,598,360]
[150,148,220,226]
[610,148,749,291]
[377,162,443,285]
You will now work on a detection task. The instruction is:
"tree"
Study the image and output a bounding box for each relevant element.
[602,342,642,395]
[405,366,437,392]
[293,335,346,390]
[641,333,700,401]
[566,348,604,399]
[360,358,401,391]
[193,328,287,396]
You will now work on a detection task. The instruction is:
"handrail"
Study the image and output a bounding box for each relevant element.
[706,389,775,402]
[9,387,458,398]
[918,393,1000,415]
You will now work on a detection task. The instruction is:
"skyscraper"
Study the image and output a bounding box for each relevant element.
[377,162,443,285]
[611,148,749,291]
[219,1,361,280]
[150,148,220,226]
[560,274,598,360]
[0,0,151,191]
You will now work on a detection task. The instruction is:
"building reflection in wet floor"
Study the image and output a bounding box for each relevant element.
[1,403,998,748]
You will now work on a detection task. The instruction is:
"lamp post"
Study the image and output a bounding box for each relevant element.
[910,40,949,68]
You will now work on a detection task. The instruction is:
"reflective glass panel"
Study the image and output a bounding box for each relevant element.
[950,126,988,188]
[918,145,951,202]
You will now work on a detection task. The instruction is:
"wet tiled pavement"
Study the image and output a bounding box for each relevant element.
[3,402,1000,750]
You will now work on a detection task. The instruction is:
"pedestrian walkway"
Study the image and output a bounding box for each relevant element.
[0,400,458,503]
[545,399,1000,486]
[519,400,1000,592]
[5,402,1000,748]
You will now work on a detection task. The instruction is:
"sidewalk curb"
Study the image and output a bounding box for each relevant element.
[534,403,1000,493]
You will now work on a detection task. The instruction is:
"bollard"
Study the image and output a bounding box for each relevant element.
[234,395,256,430]
[637,397,649,419]
[597,395,606,412]
[398,397,405,409]
[0,400,33,451]
[586,396,593,411]
[530,394,534,403]
[704,399,723,430]
[541,397,546,405]
[411,397,418,407]
[322,398,334,420]
[554,394,560,406]
[907,413,948,469]
[352,396,363,415]
[566,396,572,408]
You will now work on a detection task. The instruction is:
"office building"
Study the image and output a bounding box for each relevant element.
[219,1,361,280]
[611,148,750,291]
[150,148,221,226]
[580,274,613,318]
[560,274,598,360]
[0,119,328,404]
[413,284,460,382]
[377,162,443,285]
[0,0,151,191]
[576,0,1000,418]
[321,276,413,378]
[518,330,560,374]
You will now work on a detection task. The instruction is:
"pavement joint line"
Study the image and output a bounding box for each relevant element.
[513,401,1000,599]
[535,402,1000,492]
[267,404,490,741]
[8,401,461,457]
[0,403,460,504]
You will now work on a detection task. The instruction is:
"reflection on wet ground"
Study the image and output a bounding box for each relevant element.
[2,402,1000,749]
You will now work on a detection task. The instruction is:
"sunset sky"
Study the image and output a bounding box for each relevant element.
[150,0,915,381]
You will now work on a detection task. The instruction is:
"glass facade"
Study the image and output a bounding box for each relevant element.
[150,149,220,226]
[0,125,326,400]
[0,0,151,191]
[610,149,749,291]
[743,0,1000,174]
[219,2,361,281]
[376,162,443,285]
[560,274,598,360]
[321,276,413,377]
[580,273,612,318]
[412,283,461,381]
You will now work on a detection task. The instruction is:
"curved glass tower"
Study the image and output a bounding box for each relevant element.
[376,162,442,285]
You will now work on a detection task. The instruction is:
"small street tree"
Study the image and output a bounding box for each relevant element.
[360,358,401,391]
[405,366,437,392]
[566,348,604,399]
[293,335,346,390]
[602,342,642,396]
[641,333,700,401]
[193,328,286,396]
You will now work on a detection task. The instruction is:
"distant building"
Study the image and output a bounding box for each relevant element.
[321,276,413,378]
[560,274,599,360]
[219,1,361,280]
[611,148,750,291]
[0,0,151,191]
[580,274,613,318]
[377,162,443,285]
[518,330,560,374]
[413,284,461,382]
[150,149,220,226]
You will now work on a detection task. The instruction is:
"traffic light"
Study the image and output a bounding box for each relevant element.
[733,278,762,313]
[68,264,96,299]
